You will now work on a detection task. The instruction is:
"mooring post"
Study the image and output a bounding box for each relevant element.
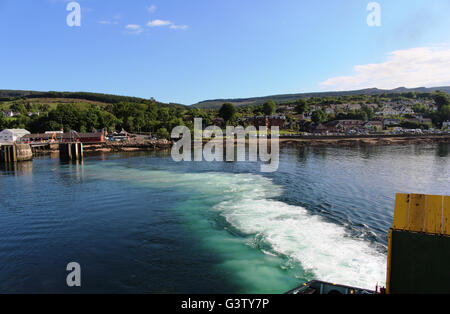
[59,142,84,161]
[5,146,9,163]
[79,143,83,160]
[7,146,11,163]
[12,145,17,162]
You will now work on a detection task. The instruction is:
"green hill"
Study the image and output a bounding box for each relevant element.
[192,86,450,109]
[0,90,185,109]
[0,90,187,135]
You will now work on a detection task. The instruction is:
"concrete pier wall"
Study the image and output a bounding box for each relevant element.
[0,144,33,163]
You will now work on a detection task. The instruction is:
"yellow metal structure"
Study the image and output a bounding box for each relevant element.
[391,193,450,235]
[387,193,450,294]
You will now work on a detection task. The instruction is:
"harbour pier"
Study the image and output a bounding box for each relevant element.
[0,144,33,163]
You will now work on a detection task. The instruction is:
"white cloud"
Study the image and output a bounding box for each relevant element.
[125,24,140,29]
[98,14,121,25]
[319,45,450,90]
[98,20,118,25]
[147,5,157,13]
[170,24,188,30]
[147,19,173,27]
[125,24,143,34]
[146,19,189,30]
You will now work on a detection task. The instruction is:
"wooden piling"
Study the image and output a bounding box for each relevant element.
[59,142,83,161]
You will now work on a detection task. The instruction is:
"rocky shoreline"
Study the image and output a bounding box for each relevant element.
[278,135,450,147]
[82,139,172,154]
[30,135,449,157]
[83,135,449,153]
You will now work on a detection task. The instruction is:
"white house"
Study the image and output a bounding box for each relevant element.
[399,107,415,115]
[383,118,401,126]
[2,110,19,118]
[343,103,362,111]
[443,121,450,129]
[0,129,31,144]
[375,107,400,116]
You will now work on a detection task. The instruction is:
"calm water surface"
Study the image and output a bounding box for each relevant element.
[0,143,448,293]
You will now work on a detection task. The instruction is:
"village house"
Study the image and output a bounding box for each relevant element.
[375,107,400,116]
[303,111,312,118]
[27,111,41,117]
[383,118,401,127]
[343,103,362,112]
[312,119,366,134]
[285,105,295,111]
[309,105,321,111]
[239,116,267,128]
[277,104,295,113]
[414,115,432,124]
[396,106,415,115]
[334,119,365,132]
[364,121,384,131]
[1,110,19,118]
[319,121,340,133]
[267,115,287,128]
[424,102,438,111]
[365,103,379,110]
[241,115,286,129]
[313,124,330,134]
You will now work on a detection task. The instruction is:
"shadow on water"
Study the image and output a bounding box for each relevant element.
[0,161,33,176]
[358,145,379,160]
[310,146,328,159]
[296,147,308,163]
[437,143,449,157]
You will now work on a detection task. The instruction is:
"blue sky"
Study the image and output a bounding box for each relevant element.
[1,0,450,105]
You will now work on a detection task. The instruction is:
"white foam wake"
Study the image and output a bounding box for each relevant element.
[91,163,387,289]
[210,174,387,290]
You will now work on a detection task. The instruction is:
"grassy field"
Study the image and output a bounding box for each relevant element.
[0,98,110,111]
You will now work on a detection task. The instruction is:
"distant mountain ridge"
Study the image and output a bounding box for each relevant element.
[192,86,450,109]
[0,90,185,108]
[1,87,449,109]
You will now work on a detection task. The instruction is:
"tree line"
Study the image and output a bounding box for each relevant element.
[1,91,449,138]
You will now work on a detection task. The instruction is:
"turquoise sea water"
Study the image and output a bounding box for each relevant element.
[0,144,448,293]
